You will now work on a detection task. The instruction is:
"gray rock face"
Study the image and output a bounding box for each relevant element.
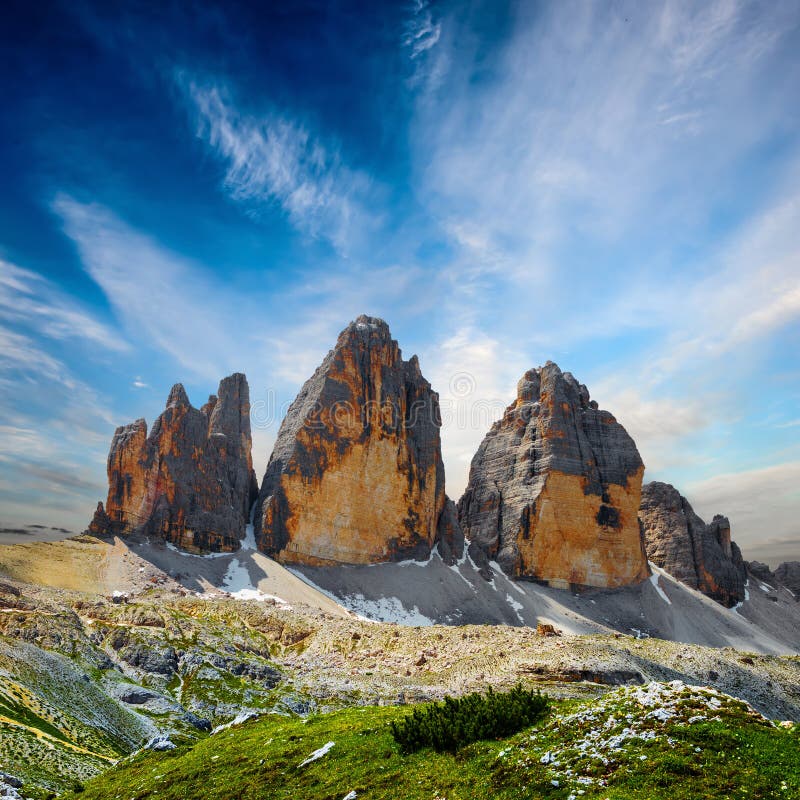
[96,373,258,553]
[254,315,462,565]
[457,362,649,588]
[774,562,800,599]
[747,561,778,586]
[639,481,747,607]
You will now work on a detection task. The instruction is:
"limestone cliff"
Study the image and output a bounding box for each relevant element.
[639,481,746,607]
[457,362,649,588]
[254,315,461,565]
[91,374,258,553]
[746,561,777,586]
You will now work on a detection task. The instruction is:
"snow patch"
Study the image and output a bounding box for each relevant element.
[339,594,434,626]
[299,740,335,767]
[649,574,671,605]
[212,711,259,735]
[388,549,436,568]
[732,582,751,615]
[220,557,291,608]
[506,593,526,624]
[164,540,230,559]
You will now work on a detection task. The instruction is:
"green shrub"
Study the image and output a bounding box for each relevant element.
[390,684,549,753]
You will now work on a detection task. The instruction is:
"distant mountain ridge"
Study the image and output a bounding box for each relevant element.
[84,314,800,613]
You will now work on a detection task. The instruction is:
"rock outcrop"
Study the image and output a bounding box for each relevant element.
[457,362,649,589]
[92,374,258,553]
[747,561,778,587]
[254,315,461,565]
[639,481,746,607]
[774,562,800,599]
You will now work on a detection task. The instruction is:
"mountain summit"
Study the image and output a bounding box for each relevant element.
[254,315,462,565]
[90,373,258,552]
[458,362,649,589]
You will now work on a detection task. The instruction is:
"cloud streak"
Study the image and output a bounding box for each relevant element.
[0,260,128,353]
[54,194,244,382]
[180,78,376,252]
[686,461,800,565]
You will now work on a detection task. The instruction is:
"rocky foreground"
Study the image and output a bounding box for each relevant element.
[0,555,799,797]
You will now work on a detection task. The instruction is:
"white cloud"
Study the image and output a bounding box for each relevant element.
[179,78,376,252]
[685,461,800,565]
[0,323,117,532]
[0,259,128,352]
[54,194,244,382]
[413,0,796,275]
[426,325,528,498]
[403,0,441,59]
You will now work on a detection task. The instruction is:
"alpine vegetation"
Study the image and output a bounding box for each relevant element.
[390,685,550,753]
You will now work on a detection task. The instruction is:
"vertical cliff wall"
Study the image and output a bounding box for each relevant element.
[90,373,258,553]
[254,315,462,565]
[458,362,648,589]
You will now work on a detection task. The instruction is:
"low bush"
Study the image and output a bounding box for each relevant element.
[390,684,549,753]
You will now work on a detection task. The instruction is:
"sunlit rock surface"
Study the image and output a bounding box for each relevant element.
[458,362,649,589]
[254,315,461,565]
[93,374,258,553]
[639,481,746,607]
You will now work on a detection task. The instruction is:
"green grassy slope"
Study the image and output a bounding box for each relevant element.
[63,682,800,800]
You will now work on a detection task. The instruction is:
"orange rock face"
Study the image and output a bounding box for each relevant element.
[254,316,462,565]
[458,362,649,589]
[95,375,258,553]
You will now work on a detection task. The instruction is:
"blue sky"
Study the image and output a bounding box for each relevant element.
[1,0,798,563]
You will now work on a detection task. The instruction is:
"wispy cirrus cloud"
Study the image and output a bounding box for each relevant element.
[53,193,243,382]
[178,77,376,252]
[0,321,117,530]
[414,0,797,272]
[0,259,129,352]
[403,0,441,59]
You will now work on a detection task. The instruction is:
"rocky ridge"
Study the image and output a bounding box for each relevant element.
[254,315,462,566]
[91,374,258,553]
[639,481,747,607]
[774,561,800,598]
[457,362,649,589]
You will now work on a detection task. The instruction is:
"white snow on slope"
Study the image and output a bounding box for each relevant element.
[299,741,335,767]
[732,582,750,616]
[217,523,291,607]
[339,594,434,626]
[219,557,291,607]
[506,593,525,624]
[165,540,229,559]
[212,711,258,735]
[649,573,671,605]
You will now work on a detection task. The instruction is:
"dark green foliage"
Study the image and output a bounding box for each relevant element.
[390,684,549,753]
